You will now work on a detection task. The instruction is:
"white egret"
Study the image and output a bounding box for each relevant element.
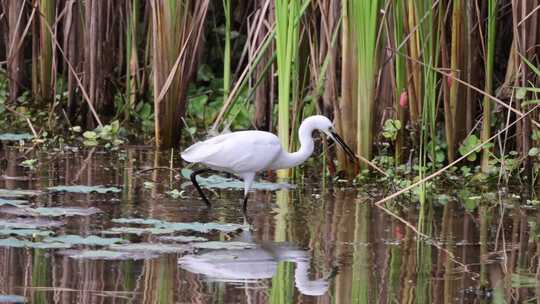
[181,115,356,211]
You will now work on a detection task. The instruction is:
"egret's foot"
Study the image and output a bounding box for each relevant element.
[190,168,212,208]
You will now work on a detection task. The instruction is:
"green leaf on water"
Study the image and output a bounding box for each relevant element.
[102,227,176,236]
[528,147,539,157]
[0,133,34,141]
[110,218,248,235]
[48,185,121,194]
[0,228,54,237]
[192,241,256,250]
[59,249,158,260]
[109,243,191,254]
[111,218,164,225]
[43,235,125,246]
[181,169,291,191]
[0,189,41,198]
[0,198,29,206]
[0,218,63,229]
[157,222,248,233]
[158,235,208,243]
[32,207,102,217]
[0,237,71,249]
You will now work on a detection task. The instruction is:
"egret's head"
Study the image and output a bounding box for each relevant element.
[306,115,357,162]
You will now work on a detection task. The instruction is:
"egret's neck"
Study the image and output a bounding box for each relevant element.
[275,121,315,169]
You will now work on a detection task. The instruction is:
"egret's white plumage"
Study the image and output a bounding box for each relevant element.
[181,115,355,211]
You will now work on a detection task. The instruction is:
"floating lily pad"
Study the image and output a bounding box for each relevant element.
[0,228,54,237]
[111,218,248,234]
[58,249,158,260]
[157,222,248,233]
[192,241,256,250]
[0,198,28,207]
[0,189,41,198]
[33,207,102,217]
[0,237,71,249]
[158,235,208,243]
[111,218,163,225]
[0,295,26,303]
[43,235,125,246]
[181,169,291,191]
[47,185,121,194]
[0,218,63,229]
[109,243,191,254]
[0,133,34,141]
[102,227,176,236]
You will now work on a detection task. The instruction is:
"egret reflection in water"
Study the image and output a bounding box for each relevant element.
[179,240,331,296]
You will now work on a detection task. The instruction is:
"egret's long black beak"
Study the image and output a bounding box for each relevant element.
[330,131,357,162]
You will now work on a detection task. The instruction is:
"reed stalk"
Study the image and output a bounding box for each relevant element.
[393,0,407,163]
[339,0,358,175]
[150,0,209,149]
[350,0,379,168]
[446,0,462,162]
[223,0,231,99]
[32,0,55,104]
[480,0,497,173]
[275,0,301,178]
[125,0,140,119]
[5,0,26,103]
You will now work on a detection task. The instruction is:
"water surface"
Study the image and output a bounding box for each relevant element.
[0,147,537,303]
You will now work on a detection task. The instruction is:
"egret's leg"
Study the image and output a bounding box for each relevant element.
[242,194,249,213]
[190,168,212,207]
[241,173,255,212]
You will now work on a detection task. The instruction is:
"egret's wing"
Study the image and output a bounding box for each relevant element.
[182,131,282,173]
[181,133,237,163]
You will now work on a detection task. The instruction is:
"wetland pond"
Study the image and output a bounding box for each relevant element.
[0,146,539,303]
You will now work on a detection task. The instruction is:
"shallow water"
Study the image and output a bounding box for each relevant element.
[0,147,538,303]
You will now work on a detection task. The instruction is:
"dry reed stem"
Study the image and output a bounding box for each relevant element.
[35,7,103,126]
[153,2,209,105]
